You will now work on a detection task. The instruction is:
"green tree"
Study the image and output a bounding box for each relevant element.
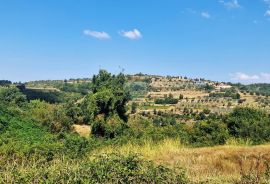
[179,94,184,100]
[0,86,27,107]
[131,102,137,114]
[82,70,131,123]
[191,120,229,146]
[226,107,270,143]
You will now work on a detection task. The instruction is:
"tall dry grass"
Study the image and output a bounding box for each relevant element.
[95,139,270,183]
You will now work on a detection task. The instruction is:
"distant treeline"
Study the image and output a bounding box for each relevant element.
[232,83,270,96]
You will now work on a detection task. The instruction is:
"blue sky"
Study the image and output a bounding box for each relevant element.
[0,0,270,83]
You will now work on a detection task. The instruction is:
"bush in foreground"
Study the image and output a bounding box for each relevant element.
[0,153,188,184]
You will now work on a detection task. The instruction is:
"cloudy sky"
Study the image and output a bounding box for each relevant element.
[0,0,270,83]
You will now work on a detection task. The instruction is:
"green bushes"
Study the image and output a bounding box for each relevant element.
[63,134,91,158]
[22,88,64,103]
[153,116,177,126]
[226,107,270,143]
[126,81,149,98]
[0,117,8,132]
[91,117,129,139]
[209,88,240,99]
[0,153,188,184]
[0,80,12,86]
[126,117,189,143]
[27,100,72,133]
[155,94,178,105]
[82,153,188,184]
[189,107,270,146]
[190,121,229,146]
[0,86,27,107]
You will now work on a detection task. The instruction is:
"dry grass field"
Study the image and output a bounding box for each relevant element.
[97,139,270,183]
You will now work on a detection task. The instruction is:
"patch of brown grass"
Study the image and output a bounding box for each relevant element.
[96,140,270,183]
[72,124,91,138]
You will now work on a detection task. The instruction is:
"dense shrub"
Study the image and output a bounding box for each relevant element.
[209,88,240,99]
[226,107,270,143]
[27,100,72,133]
[0,86,27,107]
[0,117,8,132]
[190,120,229,146]
[155,95,178,105]
[0,153,188,184]
[126,81,149,98]
[0,80,12,86]
[63,134,90,158]
[23,89,63,103]
[153,117,177,126]
[91,117,128,139]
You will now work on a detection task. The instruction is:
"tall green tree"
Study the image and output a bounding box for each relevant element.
[83,70,131,123]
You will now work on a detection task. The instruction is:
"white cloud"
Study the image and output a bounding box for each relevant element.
[263,0,270,17]
[201,12,211,19]
[261,73,270,80]
[231,72,270,83]
[231,72,259,81]
[219,0,241,9]
[265,10,270,16]
[83,30,110,40]
[120,29,142,40]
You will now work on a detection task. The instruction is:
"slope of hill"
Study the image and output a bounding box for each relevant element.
[1,72,270,183]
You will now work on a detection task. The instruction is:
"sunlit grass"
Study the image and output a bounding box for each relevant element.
[95,139,270,183]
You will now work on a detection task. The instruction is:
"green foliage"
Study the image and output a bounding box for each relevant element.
[82,70,131,124]
[202,83,215,92]
[235,83,270,97]
[179,94,184,100]
[126,81,149,98]
[226,107,270,143]
[209,88,241,99]
[190,120,229,146]
[83,89,117,121]
[60,82,91,95]
[22,88,64,103]
[65,102,84,124]
[63,134,91,158]
[81,153,188,184]
[0,80,12,86]
[196,112,207,120]
[2,72,270,183]
[27,100,72,133]
[91,116,128,139]
[0,86,27,107]
[0,116,8,132]
[153,116,177,126]
[0,153,188,184]
[126,117,189,143]
[0,110,62,159]
[131,102,137,114]
[155,94,178,105]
